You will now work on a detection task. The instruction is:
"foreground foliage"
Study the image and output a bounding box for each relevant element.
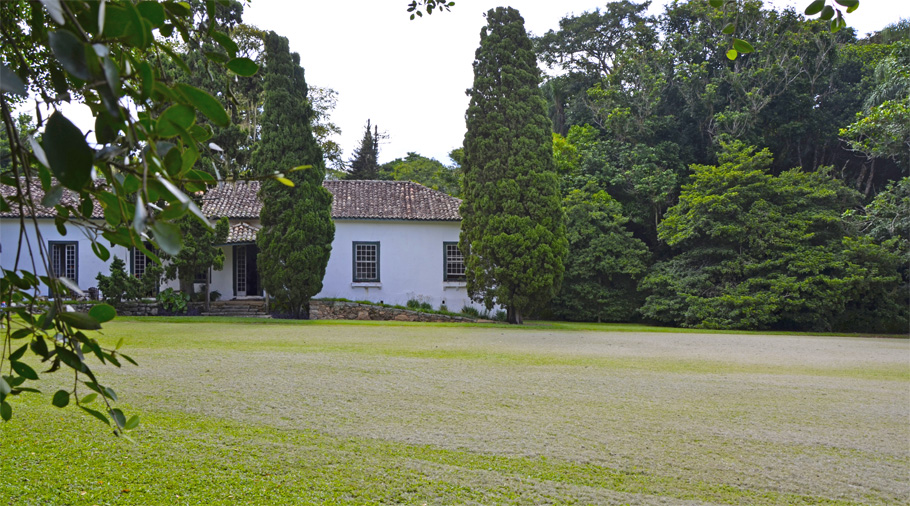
[0,0,268,432]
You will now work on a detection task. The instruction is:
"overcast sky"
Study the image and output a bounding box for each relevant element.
[241,0,902,166]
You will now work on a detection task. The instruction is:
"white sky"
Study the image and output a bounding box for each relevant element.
[242,0,903,166]
[46,0,903,167]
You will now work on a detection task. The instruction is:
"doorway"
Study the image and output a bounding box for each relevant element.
[233,244,260,297]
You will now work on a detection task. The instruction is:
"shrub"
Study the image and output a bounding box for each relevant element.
[95,257,141,305]
[438,304,448,313]
[406,299,421,309]
[460,305,480,317]
[419,302,432,311]
[158,288,189,314]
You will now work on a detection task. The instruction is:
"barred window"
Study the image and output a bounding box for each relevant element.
[353,242,379,282]
[444,242,465,281]
[132,247,149,279]
[49,242,78,284]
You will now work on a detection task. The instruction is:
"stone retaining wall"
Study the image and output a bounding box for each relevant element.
[52,300,478,322]
[115,301,160,316]
[309,300,476,323]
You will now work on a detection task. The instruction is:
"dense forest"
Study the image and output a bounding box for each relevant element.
[530,1,908,332]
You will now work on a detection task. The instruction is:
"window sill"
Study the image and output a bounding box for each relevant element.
[351,282,382,288]
[443,281,467,288]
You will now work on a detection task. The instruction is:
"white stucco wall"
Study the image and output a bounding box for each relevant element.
[0,218,132,297]
[315,219,475,311]
[1,217,482,313]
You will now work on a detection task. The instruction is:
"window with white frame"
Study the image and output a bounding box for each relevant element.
[353,242,379,282]
[49,242,78,283]
[132,247,149,279]
[444,242,466,281]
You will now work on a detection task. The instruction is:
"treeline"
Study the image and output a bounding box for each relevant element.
[530,1,907,332]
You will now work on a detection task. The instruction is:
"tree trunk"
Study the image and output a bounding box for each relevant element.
[507,306,523,325]
[204,271,211,312]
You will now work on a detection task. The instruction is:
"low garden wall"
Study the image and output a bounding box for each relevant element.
[48,300,478,322]
[309,300,476,323]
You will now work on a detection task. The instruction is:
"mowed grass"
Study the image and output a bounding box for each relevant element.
[1,319,907,505]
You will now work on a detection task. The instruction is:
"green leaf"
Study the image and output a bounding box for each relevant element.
[175,84,230,127]
[721,23,735,35]
[846,1,859,13]
[43,111,94,191]
[834,0,858,6]
[59,312,102,330]
[56,346,85,372]
[52,389,70,408]
[41,184,64,208]
[210,31,238,57]
[732,39,754,54]
[39,0,66,25]
[164,147,183,176]
[189,124,213,142]
[80,405,110,426]
[48,30,93,81]
[0,64,27,96]
[709,0,723,7]
[81,393,97,404]
[0,377,11,397]
[11,328,32,340]
[124,414,140,430]
[275,176,295,187]
[820,5,835,20]
[226,57,258,77]
[104,386,118,402]
[726,48,738,60]
[137,1,166,26]
[150,220,183,255]
[91,241,111,261]
[138,60,154,100]
[11,361,39,380]
[30,336,50,358]
[88,304,116,323]
[9,344,28,362]
[57,276,84,297]
[1,401,11,421]
[110,408,126,428]
[204,51,229,64]
[157,104,196,138]
[804,0,826,15]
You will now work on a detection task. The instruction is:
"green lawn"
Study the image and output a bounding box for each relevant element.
[2,319,907,505]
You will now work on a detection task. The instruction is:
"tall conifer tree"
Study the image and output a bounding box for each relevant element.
[253,31,334,317]
[345,119,380,180]
[460,7,568,324]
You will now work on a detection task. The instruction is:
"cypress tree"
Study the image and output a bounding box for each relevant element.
[460,7,568,324]
[253,31,335,318]
[345,119,380,180]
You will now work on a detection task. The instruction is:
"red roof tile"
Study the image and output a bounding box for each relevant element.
[1,179,463,222]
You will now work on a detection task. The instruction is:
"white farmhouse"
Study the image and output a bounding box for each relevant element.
[0,180,473,311]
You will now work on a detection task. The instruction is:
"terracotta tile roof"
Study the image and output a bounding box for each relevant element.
[1,179,463,222]
[325,180,462,221]
[223,222,260,244]
[202,180,461,221]
[199,181,261,219]
[0,179,104,218]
